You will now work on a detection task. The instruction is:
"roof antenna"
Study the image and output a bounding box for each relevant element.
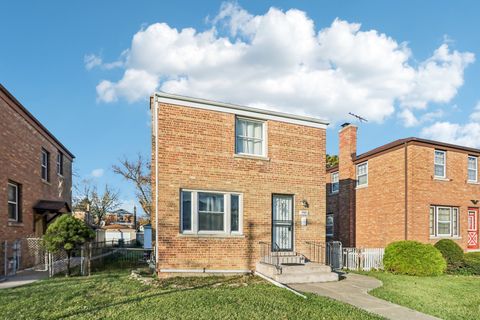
[348,112,368,123]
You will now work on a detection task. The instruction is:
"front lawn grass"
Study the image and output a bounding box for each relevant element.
[0,270,383,320]
[365,271,480,320]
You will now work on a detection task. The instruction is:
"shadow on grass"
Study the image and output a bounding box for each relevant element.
[52,275,247,319]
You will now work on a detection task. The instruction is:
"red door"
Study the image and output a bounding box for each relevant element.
[468,208,479,249]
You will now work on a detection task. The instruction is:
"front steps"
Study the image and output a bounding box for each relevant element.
[256,261,339,284]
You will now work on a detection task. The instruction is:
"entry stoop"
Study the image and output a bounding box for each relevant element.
[255,261,339,284]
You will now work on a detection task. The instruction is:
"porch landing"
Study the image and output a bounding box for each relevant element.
[256,261,339,284]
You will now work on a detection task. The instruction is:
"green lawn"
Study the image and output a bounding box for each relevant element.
[0,270,382,320]
[365,271,480,320]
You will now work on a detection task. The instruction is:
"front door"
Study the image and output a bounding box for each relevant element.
[468,208,479,249]
[272,194,294,251]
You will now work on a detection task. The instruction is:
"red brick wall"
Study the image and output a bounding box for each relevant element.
[152,101,326,275]
[0,89,73,243]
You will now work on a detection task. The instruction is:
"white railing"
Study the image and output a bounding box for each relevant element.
[343,247,384,271]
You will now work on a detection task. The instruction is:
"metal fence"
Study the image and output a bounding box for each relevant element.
[343,247,385,271]
[1,238,48,281]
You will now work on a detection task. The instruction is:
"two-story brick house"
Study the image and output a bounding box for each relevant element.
[151,92,330,277]
[327,123,480,251]
[1,84,74,243]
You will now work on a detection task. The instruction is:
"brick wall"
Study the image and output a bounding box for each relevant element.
[0,88,73,243]
[152,101,326,275]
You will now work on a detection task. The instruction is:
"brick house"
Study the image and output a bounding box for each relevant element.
[0,84,74,243]
[151,92,329,277]
[327,123,480,251]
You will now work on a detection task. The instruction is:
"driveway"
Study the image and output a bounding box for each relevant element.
[0,270,48,289]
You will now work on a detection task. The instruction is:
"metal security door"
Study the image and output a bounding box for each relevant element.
[468,208,478,249]
[272,195,294,251]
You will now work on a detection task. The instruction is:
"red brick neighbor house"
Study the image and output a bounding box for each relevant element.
[327,123,480,251]
[151,92,331,278]
[0,84,74,243]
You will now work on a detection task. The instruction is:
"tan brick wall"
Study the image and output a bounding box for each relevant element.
[0,89,73,243]
[152,102,326,274]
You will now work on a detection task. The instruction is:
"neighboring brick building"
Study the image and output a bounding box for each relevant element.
[151,92,328,276]
[0,84,74,243]
[327,123,480,251]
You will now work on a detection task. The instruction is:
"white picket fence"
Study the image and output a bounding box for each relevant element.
[343,247,385,271]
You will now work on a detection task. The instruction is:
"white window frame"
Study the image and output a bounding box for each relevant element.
[429,205,459,238]
[41,149,49,181]
[331,172,339,194]
[434,150,446,179]
[8,182,19,222]
[180,189,243,236]
[326,214,334,237]
[235,117,267,157]
[468,155,478,183]
[57,152,64,176]
[356,162,368,187]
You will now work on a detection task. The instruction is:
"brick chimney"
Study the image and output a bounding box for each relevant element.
[338,123,357,247]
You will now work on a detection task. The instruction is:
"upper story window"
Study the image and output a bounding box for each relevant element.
[235,117,265,157]
[356,162,368,187]
[468,156,478,182]
[8,182,21,222]
[326,214,334,237]
[57,151,64,176]
[430,206,459,238]
[181,189,243,235]
[331,172,339,193]
[41,149,50,182]
[434,150,446,178]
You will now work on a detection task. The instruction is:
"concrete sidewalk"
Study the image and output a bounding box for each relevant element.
[0,270,48,289]
[290,273,441,320]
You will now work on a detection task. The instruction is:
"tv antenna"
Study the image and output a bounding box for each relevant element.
[348,112,368,123]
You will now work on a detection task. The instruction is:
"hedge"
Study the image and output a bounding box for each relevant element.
[383,240,446,276]
[434,239,464,272]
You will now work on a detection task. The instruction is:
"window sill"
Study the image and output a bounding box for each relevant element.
[41,179,51,186]
[8,221,24,227]
[234,154,270,161]
[330,191,339,195]
[433,177,450,182]
[429,236,461,240]
[355,184,368,190]
[467,181,480,185]
[178,233,245,239]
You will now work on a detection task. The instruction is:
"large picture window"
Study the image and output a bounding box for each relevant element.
[430,206,459,237]
[180,190,242,235]
[235,117,265,156]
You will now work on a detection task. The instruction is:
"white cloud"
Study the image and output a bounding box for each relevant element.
[421,102,480,148]
[94,2,474,125]
[90,168,105,178]
[84,54,102,70]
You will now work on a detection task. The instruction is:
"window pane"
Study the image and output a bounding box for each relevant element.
[453,208,458,236]
[438,208,451,222]
[468,169,477,181]
[438,222,451,235]
[435,151,445,165]
[8,203,17,220]
[430,207,435,236]
[42,167,47,180]
[358,174,367,186]
[236,118,264,155]
[231,195,239,232]
[434,164,445,177]
[468,157,477,169]
[199,212,224,231]
[198,193,224,212]
[8,184,16,202]
[181,191,192,231]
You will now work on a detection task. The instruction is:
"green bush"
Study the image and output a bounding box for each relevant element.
[383,240,446,276]
[461,252,480,275]
[434,239,464,272]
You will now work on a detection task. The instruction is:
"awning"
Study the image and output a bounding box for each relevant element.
[34,200,71,214]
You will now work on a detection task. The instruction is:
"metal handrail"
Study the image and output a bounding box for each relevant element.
[258,241,283,274]
[304,241,326,264]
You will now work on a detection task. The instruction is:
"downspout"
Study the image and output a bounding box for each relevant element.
[154,95,159,267]
[404,142,408,240]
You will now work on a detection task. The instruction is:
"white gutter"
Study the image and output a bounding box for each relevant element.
[154,96,159,268]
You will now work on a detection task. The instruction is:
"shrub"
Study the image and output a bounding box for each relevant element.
[383,240,446,276]
[461,252,480,275]
[434,239,464,272]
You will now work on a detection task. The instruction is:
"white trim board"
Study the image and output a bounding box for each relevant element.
[154,92,329,129]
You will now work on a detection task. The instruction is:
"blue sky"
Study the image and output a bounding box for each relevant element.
[1,1,479,215]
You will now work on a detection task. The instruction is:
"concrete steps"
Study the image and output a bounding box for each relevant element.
[256,261,339,284]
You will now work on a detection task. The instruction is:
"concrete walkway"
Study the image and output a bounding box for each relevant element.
[290,273,441,320]
[0,270,48,289]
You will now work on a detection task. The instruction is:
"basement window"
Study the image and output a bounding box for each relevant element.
[180,189,243,235]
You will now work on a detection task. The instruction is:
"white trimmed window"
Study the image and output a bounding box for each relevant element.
[235,117,266,156]
[180,189,243,235]
[8,182,20,222]
[429,206,459,237]
[356,162,368,187]
[434,150,446,178]
[41,149,50,181]
[326,214,334,237]
[331,172,339,193]
[468,156,477,182]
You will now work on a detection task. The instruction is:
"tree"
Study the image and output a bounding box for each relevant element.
[113,154,152,217]
[73,180,121,226]
[326,154,339,169]
[43,215,95,276]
